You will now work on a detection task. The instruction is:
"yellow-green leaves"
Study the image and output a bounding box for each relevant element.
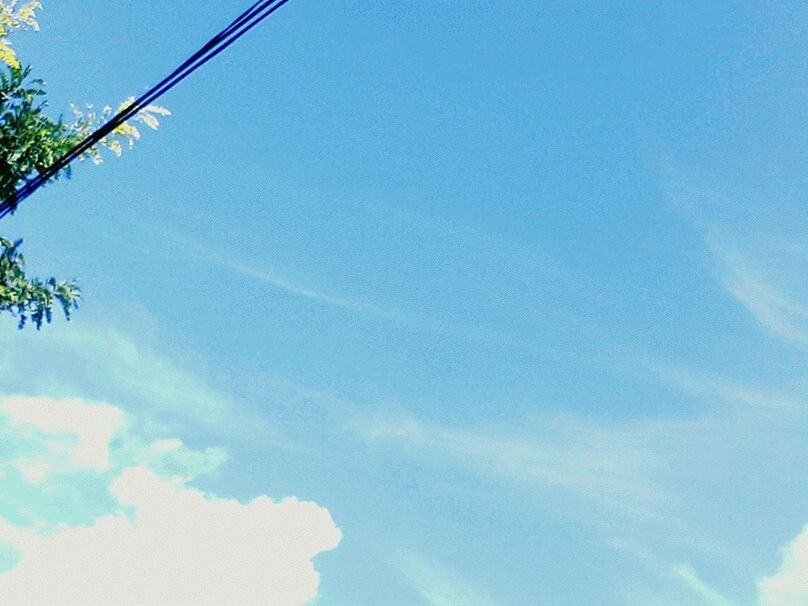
[112,96,172,145]
[0,1,41,69]
[69,100,171,165]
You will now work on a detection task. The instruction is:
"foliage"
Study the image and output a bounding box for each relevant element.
[0,65,78,204]
[0,0,167,329]
[0,236,79,329]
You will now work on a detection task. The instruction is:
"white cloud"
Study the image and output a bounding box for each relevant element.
[0,395,227,485]
[0,325,281,444]
[758,524,808,606]
[0,467,341,606]
[0,396,341,605]
[0,395,125,482]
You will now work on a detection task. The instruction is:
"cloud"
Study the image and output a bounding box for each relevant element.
[0,396,125,482]
[720,249,808,346]
[225,260,547,353]
[1,395,231,485]
[0,325,281,444]
[120,436,228,481]
[55,327,239,425]
[642,362,803,414]
[358,385,808,581]
[361,413,669,516]
[159,225,546,353]
[398,551,500,606]
[672,564,737,606]
[227,261,393,317]
[697,228,808,347]
[670,192,808,347]
[0,467,341,606]
[0,395,341,605]
[758,524,808,606]
[159,226,391,317]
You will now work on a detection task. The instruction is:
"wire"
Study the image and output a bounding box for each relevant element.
[0,0,292,219]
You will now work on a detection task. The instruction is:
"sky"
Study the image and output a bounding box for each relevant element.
[2,1,808,604]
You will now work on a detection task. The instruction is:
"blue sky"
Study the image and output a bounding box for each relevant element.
[2,1,808,604]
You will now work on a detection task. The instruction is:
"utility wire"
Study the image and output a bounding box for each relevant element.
[0,0,291,219]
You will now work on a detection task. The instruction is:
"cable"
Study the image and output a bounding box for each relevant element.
[1,0,291,217]
[0,0,292,218]
[3,0,290,215]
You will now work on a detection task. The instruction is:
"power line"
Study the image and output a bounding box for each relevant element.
[0,0,292,219]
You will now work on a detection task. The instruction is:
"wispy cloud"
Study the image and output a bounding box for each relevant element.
[360,413,671,517]
[225,261,393,317]
[156,225,549,352]
[668,182,808,348]
[714,241,808,346]
[157,227,394,317]
[641,361,804,414]
[672,564,738,606]
[684,212,808,348]
[357,380,808,580]
[225,257,552,353]
[398,551,501,606]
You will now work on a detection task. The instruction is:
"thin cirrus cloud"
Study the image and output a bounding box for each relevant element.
[359,412,670,517]
[226,256,545,352]
[359,384,808,598]
[397,551,501,606]
[226,260,394,318]
[612,535,799,606]
[717,244,808,346]
[639,360,805,414]
[0,395,342,606]
[672,564,738,606]
[692,218,808,348]
[611,541,742,605]
[154,223,551,353]
[670,183,808,347]
[156,225,394,318]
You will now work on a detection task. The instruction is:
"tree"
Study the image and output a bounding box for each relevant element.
[0,236,78,329]
[0,1,168,329]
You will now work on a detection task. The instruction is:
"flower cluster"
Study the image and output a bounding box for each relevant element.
[0,1,41,69]
[69,98,171,165]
